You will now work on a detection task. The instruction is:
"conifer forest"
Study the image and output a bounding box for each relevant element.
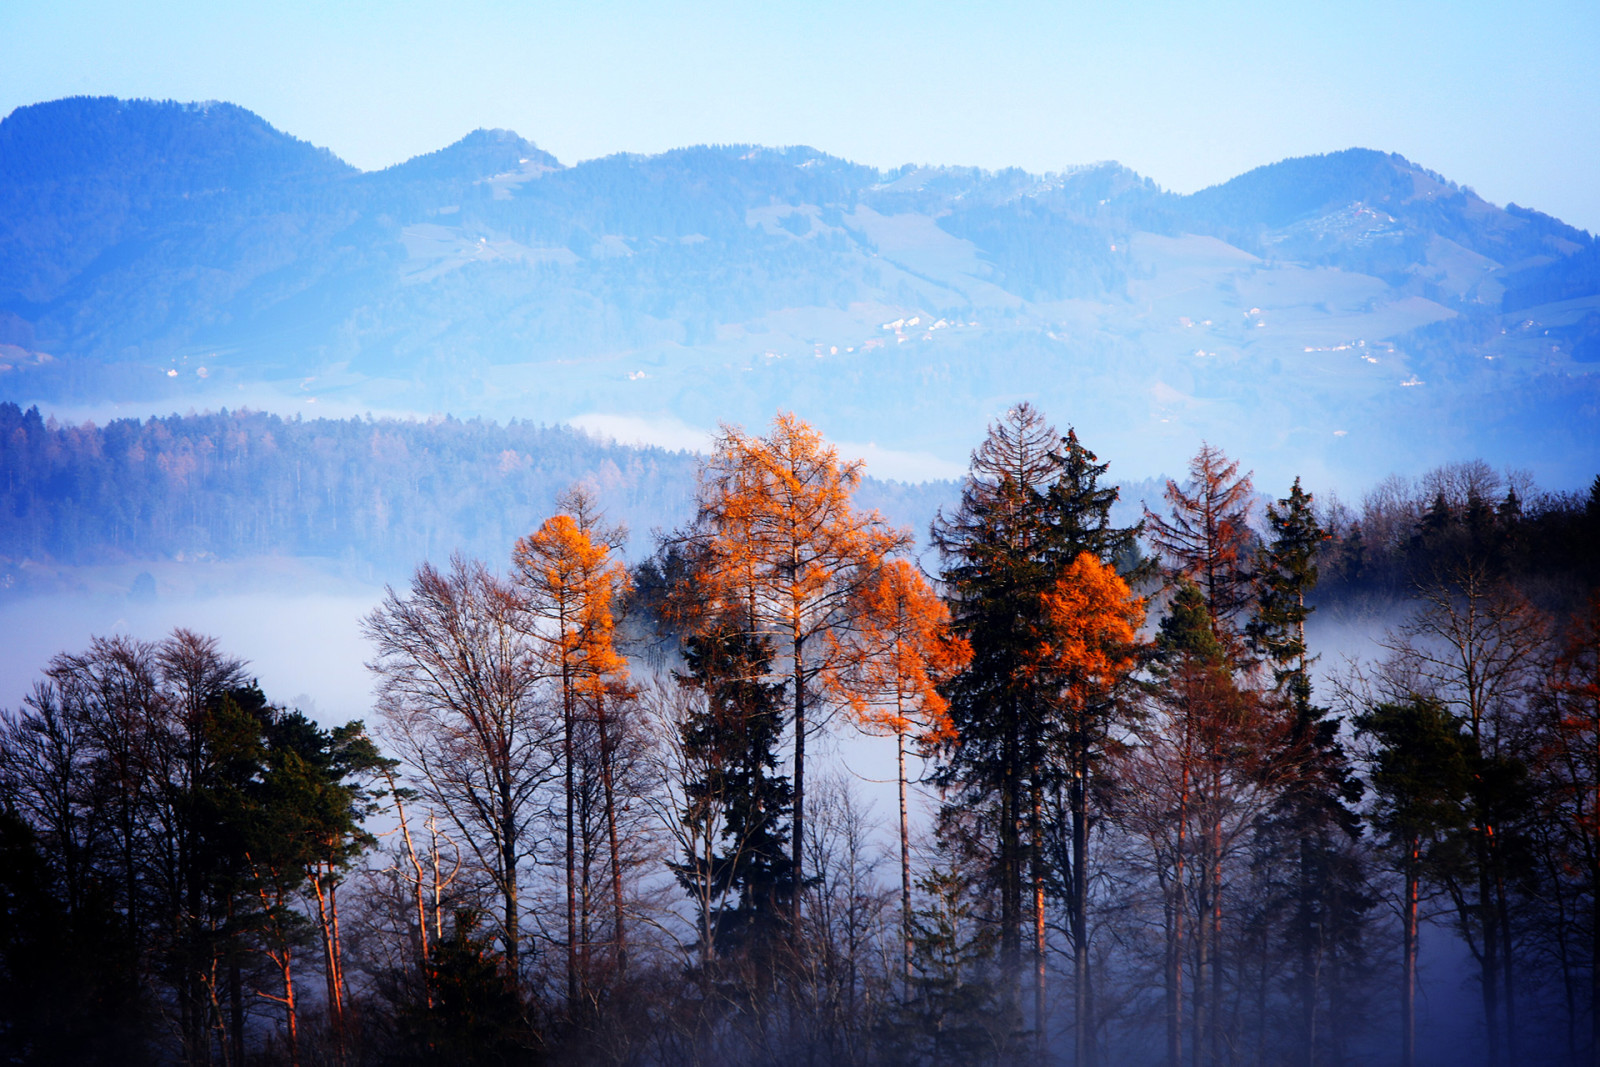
[4,403,1600,1067]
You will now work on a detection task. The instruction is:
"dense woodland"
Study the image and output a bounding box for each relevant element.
[0,402,948,581]
[2,405,1600,1066]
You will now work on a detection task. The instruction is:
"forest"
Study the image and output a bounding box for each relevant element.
[2,405,1600,1066]
[0,402,950,586]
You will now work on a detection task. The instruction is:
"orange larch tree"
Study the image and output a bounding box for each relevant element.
[688,413,910,929]
[828,558,970,983]
[513,487,631,1001]
[1035,551,1146,1064]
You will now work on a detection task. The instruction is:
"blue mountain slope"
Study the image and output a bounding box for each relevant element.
[0,98,1595,490]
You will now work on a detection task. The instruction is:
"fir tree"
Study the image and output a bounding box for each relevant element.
[1249,479,1366,1067]
[674,626,795,959]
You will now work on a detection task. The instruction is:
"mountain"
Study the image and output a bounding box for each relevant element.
[1,96,1596,491]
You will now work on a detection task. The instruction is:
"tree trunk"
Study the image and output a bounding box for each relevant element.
[599,693,627,978]
[792,625,807,934]
[311,863,346,1066]
[1477,827,1502,1067]
[394,785,432,1006]
[1593,840,1600,1067]
[899,729,913,989]
[1403,837,1419,1067]
[1033,771,1047,1060]
[1072,741,1092,1067]
[229,896,245,1067]
[1496,857,1516,1064]
[1593,690,1600,1067]
[502,789,522,993]
[1002,696,1023,1010]
[1194,853,1209,1067]
[330,875,351,1046]
[564,657,578,1003]
[1168,756,1190,1067]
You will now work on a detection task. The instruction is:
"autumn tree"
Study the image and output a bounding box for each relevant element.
[682,413,907,930]
[1145,442,1256,644]
[828,558,969,984]
[1035,551,1145,1064]
[513,486,632,1001]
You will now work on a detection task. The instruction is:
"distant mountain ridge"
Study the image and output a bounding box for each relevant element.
[1,96,1596,490]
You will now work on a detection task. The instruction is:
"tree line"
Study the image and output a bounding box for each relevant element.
[2,406,1599,1066]
[0,402,950,589]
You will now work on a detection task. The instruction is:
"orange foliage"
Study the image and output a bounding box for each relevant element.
[1037,551,1146,708]
[831,559,970,746]
[693,412,908,640]
[514,512,629,696]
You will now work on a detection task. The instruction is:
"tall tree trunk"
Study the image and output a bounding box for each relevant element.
[502,791,521,994]
[330,875,351,1046]
[1210,832,1223,1067]
[1496,858,1516,1064]
[1593,691,1600,1067]
[898,729,913,989]
[1167,757,1190,1067]
[1072,742,1093,1067]
[1403,838,1419,1067]
[1033,770,1047,1060]
[1002,696,1023,1010]
[311,863,347,1066]
[564,658,578,1003]
[393,784,432,1006]
[229,896,245,1067]
[1194,847,1210,1067]
[792,625,807,934]
[1477,827,1502,1067]
[599,693,627,978]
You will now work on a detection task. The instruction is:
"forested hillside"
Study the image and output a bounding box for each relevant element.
[3,407,1598,1066]
[0,402,954,590]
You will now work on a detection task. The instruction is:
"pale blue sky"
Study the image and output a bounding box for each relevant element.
[3,1,1598,231]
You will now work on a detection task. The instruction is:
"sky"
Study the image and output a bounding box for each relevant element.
[3,0,1598,232]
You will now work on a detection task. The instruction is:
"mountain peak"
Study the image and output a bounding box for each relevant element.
[377,127,560,182]
[0,96,352,189]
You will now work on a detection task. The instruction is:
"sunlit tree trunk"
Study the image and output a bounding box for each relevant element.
[311,862,347,1065]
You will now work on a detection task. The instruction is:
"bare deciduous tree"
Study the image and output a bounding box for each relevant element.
[365,554,557,987]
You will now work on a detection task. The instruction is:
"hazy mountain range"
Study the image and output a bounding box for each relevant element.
[1,96,1596,490]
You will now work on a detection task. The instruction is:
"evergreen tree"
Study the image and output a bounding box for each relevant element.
[674,626,795,959]
[934,409,1146,1049]
[884,864,1011,1066]
[1249,479,1366,1067]
[1355,698,1473,1067]
[396,909,535,1067]
[931,405,1062,994]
